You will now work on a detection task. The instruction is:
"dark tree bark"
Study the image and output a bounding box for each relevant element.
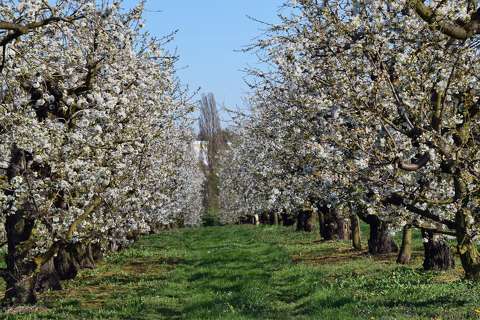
[296,209,314,232]
[239,215,252,224]
[268,211,279,225]
[91,242,103,263]
[75,243,96,269]
[351,214,362,250]
[54,245,79,281]
[281,212,295,226]
[3,213,38,305]
[54,242,97,281]
[35,258,62,293]
[317,207,327,238]
[359,214,398,255]
[397,225,412,264]
[304,210,314,232]
[317,205,350,240]
[259,211,269,225]
[296,211,305,231]
[422,229,454,271]
[2,147,39,305]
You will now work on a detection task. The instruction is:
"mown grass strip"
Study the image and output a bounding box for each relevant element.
[1,226,480,319]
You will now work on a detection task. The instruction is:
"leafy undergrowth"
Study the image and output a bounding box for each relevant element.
[1,226,480,319]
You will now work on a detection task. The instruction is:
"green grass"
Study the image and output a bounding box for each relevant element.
[2,225,480,319]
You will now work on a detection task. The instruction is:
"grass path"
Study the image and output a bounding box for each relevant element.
[3,226,480,319]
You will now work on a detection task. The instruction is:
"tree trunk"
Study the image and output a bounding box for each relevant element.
[422,229,454,271]
[351,214,362,250]
[253,214,260,226]
[457,239,480,279]
[397,225,412,264]
[337,217,351,240]
[297,210,314,232]
[259,211,269,224]
[272,212,279,225]
[35,258,62,293]
[455,209,480,279]
[318,209,327,239]
[304,210,314,232]
[318,205,336,239]
[317,205,351,240]
[296,211,305,231]
[75,243,96,269]
[281,213,295,226]
[1,147,39,305]
[54,242,98,281]
[3,213,38,305]
[91,242,103,263]
[54,244,80,281]
[365,215,398,255]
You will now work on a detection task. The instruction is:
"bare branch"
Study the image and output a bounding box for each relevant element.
[410,0,480,39]
[397,153,430,171]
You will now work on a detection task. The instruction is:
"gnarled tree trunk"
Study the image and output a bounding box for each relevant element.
[2,213,38,305]
[361,215,398,255]
[54,242,97,281]
[317,205,350,240]
[2,147,41,305]
[54,244,80,281]
[455,207,480,279]
[281,212,295,226]
[337,217,351,240]
[296,209,314,232]
[91,242,103,263]
[35,258,62,293]
[422,229,454,271]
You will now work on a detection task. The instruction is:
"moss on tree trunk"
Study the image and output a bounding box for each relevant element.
[351,214,362,250]
[397,225,412,264]
[455,209,480,278]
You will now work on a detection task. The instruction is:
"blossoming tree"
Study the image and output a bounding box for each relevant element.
[0,0,203,304]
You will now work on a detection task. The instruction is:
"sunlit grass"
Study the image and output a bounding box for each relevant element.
[1,225,479,319]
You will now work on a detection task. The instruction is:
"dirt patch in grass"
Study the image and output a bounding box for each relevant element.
[292,248,428,266]
[292,247,369,265]
[5,305,49,315]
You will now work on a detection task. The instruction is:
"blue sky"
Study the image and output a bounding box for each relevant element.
[123,1,283,122]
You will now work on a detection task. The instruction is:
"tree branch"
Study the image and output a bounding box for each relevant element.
[0,15,84,49]
[397,152,430,171]
[412,221,456,236]
[410,0,480,39]
[404,203,456,229]
[66,196,103,240]
[383,193,456,229]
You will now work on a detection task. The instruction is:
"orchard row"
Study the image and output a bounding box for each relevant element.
[219,0,480,279]
[0,0,203,305]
